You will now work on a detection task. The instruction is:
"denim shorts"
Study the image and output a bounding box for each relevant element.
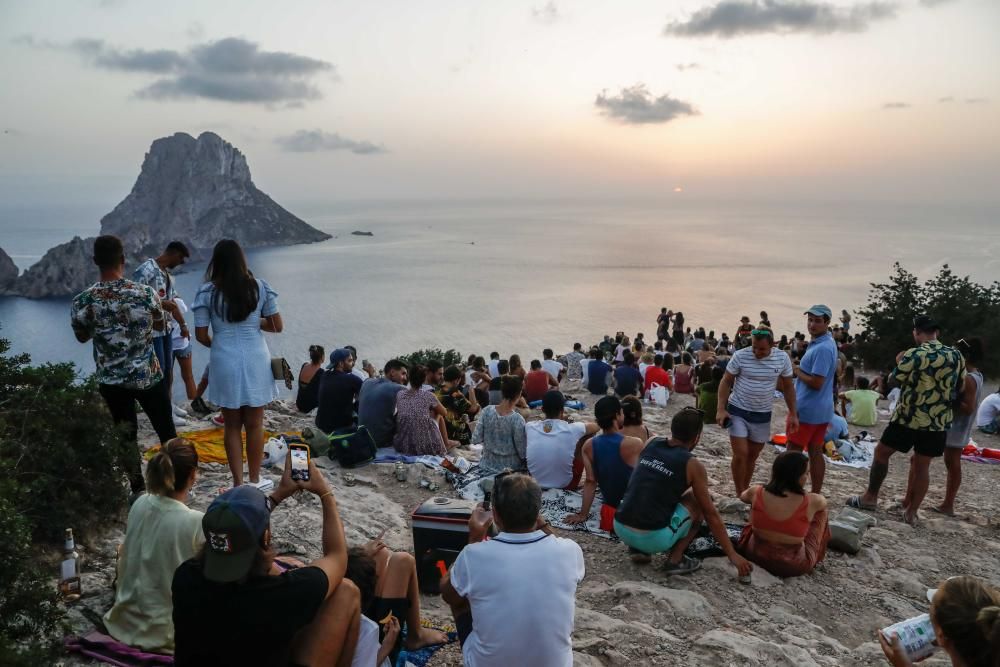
[613,503,693,555]
[172,343,192,360]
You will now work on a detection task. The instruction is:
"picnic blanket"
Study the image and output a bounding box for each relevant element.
[143,429,300,465]
[374,447,449,469]
[772,437,876,470]
[395,621,457,667]
[65,631,173,666]
[686,522,745,558]
[450,466,615,539]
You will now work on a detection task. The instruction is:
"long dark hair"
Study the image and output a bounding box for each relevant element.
[206,239,259,322]
[764,451,808,497]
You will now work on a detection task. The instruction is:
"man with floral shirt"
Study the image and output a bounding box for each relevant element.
[72,235,177,495]
[132,242,190,388]
[848,315,966,524]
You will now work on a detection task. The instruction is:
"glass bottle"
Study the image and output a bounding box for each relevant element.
[58,528,81,602]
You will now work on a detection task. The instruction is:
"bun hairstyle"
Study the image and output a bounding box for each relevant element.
[931,576,1000,667]
[146,438,199,496]
[308,345,325,364]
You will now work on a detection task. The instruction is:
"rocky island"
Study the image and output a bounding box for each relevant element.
[1,132,330,298]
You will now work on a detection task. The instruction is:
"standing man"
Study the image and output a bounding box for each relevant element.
[716,326,798,495]
[848,316,966,524]
[789,305,839,493]
[131,242,190,392]
[72,235,176,497]
[357,359,409,448]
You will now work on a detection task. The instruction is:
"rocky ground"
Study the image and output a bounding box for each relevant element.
[62,382,1000,666]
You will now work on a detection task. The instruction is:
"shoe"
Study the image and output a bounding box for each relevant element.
[173,403,189,418]
[173,414,189,427]
[211,414,225,427]
[190,397,211,416]
[663,555,702,576]
[247,478,274,493]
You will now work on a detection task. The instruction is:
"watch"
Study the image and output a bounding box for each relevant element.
[265,495,279,513]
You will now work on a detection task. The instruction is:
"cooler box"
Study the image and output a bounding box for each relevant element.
[411,496,476,594]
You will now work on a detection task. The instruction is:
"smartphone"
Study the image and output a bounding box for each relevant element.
[289,444,310,482]
[722,417,732,429]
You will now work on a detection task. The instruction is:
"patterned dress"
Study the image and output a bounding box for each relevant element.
[70,279,163,388]
[473,405,528,473]
[393,389,446,456]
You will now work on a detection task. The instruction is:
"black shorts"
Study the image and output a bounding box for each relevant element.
[456,610,473,646]
[880,422,947,458]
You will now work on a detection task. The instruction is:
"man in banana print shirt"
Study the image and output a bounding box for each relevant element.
[848,315,965,524]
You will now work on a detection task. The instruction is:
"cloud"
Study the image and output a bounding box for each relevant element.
[676,62,702,71]
[16,35,334,105]
[664,1,898,38]
[532,2,560,24]
[594,85,698,125]
[918,0,957,6]
[882,101,911,109]
[275,130,387,154]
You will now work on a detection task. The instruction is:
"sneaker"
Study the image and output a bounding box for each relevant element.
[211,414,225,427]
[190,397,211,416]
[173,403,189,418]
[173,414,189,427]
[247,478,274,493]
[663,555,702,576]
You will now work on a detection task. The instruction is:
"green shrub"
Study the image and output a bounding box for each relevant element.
[858,263,1000,375]
[397,348,464,369]
[0,330,133,660]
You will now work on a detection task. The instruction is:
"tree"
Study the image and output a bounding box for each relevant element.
[396,348,464,369]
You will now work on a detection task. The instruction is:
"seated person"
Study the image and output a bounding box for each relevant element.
[586,349,614,395]
[104,439,202,654]
[526,390,600,490]
[435,366,480,446]
[394,365,453,455]
[564,396,645,531]
[295,344,325,413]
[613,352,643,398]
[696,366,725,425]
[672,353,696,394]
[172,457,360,666]
[472,376,528,473]
[976,387,1000,434]
[621,395,652,441]
[466,356,492,407]
[638,352,655,380]
[420,360,443,392]
[344,544,448,667]
[358,359,409,448]
[644,354,674,394]
[880,576,1000,667]
[440,474,585,667]
[613,408,753,576]
[736,451,830,577]
[523,359,558,403]
[840,377,880,427]
[316,348,364,434]
[541,348,565,384]
[488,359,509,405]
[825,413,850,443]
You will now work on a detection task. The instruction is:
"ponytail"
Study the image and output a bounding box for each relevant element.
[977,604,1000,667]
[309,344,325,365]
[931,576,1000,667]
[146,437,198,496]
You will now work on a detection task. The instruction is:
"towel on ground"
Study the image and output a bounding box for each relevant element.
[143,429,298,465]
[395,621,457,667]
[685,522,746,559]
[374,447,448,469]
[65,631,173,666]
[772,436,875,470]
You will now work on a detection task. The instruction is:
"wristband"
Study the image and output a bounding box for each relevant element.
[265,495,279,513]
[319,489,334,501]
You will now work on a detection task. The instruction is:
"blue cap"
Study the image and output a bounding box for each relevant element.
[202,486,270,583]
[804,304,833,319]
[328,348,352,369]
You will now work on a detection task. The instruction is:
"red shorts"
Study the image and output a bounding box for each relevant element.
[600,503,617,533]
[787,421,828,450]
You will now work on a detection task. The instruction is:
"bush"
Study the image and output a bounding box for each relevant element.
[396,348,464,369]
[0,331,133,660]
[858,263,1000,375]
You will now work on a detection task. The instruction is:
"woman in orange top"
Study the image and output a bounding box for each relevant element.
[737,451,830,577]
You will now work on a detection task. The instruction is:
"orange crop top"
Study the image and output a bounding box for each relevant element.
[751,486,810,539]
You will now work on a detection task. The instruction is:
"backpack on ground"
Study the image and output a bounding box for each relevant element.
[327,425,377,468]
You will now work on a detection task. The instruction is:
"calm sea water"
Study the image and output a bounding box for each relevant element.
[1,199,997,399]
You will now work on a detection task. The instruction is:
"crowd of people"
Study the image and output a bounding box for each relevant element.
[70,235,1000,666]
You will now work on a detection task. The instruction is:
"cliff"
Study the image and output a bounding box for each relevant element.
[3,132,330,298]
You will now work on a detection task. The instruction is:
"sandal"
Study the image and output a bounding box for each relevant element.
[846,495,877,511]
[930,506,955,518]
[663,555,702,576]
[628,547,652,565]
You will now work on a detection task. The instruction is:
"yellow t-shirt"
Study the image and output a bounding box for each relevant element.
[845,389,881,427]
[103,494,204,653]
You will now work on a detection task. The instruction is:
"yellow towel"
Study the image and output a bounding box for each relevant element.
[143,429,300,465]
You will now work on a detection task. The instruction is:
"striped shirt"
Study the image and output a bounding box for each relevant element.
[725,347,793,413]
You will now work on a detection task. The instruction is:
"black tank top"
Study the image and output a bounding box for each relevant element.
[615,438,691,530]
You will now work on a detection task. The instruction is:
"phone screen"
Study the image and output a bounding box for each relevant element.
[290,446,310,481]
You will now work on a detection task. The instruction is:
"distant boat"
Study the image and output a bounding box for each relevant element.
[351,230,374,237]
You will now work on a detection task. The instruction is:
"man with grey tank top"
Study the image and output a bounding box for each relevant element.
[937,337,985,517]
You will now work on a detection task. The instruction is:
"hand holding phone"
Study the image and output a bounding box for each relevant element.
[289,444,311,482]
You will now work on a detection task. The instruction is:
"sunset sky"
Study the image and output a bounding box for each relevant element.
[1,0,998,206]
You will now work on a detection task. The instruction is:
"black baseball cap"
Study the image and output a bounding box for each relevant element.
[202,486,270,583]
[913,315,940,333]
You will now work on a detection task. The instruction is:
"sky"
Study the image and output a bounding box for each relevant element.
[1,0,999,207]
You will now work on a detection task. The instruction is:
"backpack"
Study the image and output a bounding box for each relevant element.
[327,426,377,468]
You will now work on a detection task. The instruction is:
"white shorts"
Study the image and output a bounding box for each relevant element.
[728,414,771,444]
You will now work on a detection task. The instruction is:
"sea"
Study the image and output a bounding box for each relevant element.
[1,199,997,400]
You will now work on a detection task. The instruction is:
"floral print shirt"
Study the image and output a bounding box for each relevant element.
[71,279,163,389]
[132,258,175,337]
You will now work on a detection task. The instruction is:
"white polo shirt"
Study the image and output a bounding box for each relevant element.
[449,531,585,667]
[542,359,564,383]
[526,419,587,489]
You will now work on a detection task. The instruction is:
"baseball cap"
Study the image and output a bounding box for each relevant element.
[912,315,940,333]
[595,396,622,423]
[541,390,566,416]
[328,348,352,368]
[202,486,270,583]
[804,304,833,319]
